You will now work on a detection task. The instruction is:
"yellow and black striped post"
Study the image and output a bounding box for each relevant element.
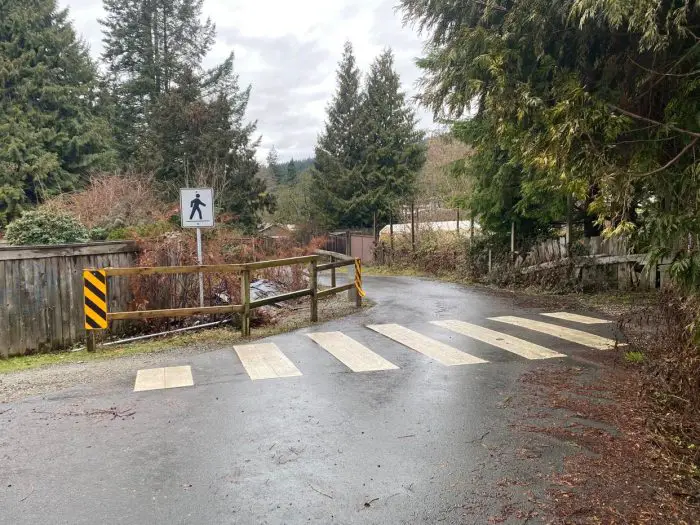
[83,269,108,329]
[354,258,366,307]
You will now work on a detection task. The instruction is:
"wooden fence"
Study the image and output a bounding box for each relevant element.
[518,236,666,290]
[0,242,139,358]
[86,249,361,350]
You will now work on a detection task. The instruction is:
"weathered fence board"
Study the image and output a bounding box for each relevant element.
[0,242,139,358]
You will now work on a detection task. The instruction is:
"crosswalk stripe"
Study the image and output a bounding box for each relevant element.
[367,324,487,366]
[134,366,194,392]
[234,343,303,380]
[489,316,618,350]
[431,320,565,360]
[307,332,399,372]
[541,312,612,324]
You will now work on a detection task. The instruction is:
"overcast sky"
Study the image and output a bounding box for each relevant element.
[58,0,439,162]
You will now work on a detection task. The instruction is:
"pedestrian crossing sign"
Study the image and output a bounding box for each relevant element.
[180,187,214,228]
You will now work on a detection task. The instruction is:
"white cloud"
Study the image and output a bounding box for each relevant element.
[59,0,435,162]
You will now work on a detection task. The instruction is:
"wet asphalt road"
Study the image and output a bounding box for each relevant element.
[0,276,620,524]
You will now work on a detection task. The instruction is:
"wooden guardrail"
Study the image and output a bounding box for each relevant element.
[83,250,363,351]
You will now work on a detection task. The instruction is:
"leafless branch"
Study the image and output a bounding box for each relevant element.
[633,138,698,178]
[607,104,700,139]
[629,57,700,78]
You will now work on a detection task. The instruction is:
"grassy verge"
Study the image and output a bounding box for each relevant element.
[0,296,373,375]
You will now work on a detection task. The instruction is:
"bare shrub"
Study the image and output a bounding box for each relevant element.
[620,290,700,484]
[123,229,326,332]
[41,173,169,230]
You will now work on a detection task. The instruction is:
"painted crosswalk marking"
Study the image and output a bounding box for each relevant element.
[307,332,398,372]
[367,324,487,366]
[134,366,194,392]
[431,320,565,360]
[489,316,618,350]
[541,312,612,324]
[234,343,302,380]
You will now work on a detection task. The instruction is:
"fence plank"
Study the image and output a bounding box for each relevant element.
[0,262,8,358]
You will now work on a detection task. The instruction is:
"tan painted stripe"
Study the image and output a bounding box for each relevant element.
[541,312,612,324]
[307,332,398,372]
[234,343,302,380]
[490,316,618,350]
[84,271,107,293]
[134,366,195,392]
[431,320,565,360]
[84,287,107,312]
[164,366,194,389]
[367,324,487,366]
[134,368,165,391]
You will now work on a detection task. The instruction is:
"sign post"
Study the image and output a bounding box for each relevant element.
[180,188,215,307]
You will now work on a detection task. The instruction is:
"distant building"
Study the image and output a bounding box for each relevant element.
[379,220,480,237]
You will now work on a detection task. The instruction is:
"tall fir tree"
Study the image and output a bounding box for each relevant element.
[312,41,366,228]
[140,67,273,230]
[286,160,297,184]
[266,145,284,183]
[0,0,115,225]
[359,49,426,224]
[100,0,227,162]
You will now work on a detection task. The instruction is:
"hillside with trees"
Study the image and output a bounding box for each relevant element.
[0,0,273,235]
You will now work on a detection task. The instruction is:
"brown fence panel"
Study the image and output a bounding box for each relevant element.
[350,234,375,264]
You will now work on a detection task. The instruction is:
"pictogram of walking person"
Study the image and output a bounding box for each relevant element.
[189,193,206,220]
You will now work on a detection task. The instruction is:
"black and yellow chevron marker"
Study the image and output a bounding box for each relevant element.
[83,269,108,330]
[354,259,366,298]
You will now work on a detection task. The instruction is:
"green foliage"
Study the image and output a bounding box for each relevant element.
[313,44,426,229]
[0,0,115,225]
[400,0,700,290]
[106,220,175,240]
[273,171,316,226]
[624,351,645,364]
[359,50,427,224]
[312,41,366,229]
[100,0,218,161]
[5,211,89,245]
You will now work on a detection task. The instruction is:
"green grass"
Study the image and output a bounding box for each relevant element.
[0,297,373,375]
[624,350,645,364]
[0,327,239,374]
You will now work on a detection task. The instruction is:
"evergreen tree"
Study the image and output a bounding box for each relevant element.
[141,67,274,230]
[0,0,115,225]
[100,0,225,162]
[286,160,297,184]
[400,0,700,287]
[312,41,365,228]
[266,145,284,183]
[359,49,426,224]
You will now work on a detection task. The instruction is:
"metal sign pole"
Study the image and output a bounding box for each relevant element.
[196,227,204,307]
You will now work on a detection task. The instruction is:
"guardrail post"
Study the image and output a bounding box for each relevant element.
[309,259,318,322]
[330,255,336,288]
[241,268,251,336]
[354,259,363,308]
[86,331,96,353]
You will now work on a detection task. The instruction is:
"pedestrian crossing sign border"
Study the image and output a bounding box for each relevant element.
[180,187,214,228]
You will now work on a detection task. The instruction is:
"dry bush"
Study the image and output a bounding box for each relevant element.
[123,229,326,332]
[620,290,700,487]
[376,230,509,282]
[41,173,169,230]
